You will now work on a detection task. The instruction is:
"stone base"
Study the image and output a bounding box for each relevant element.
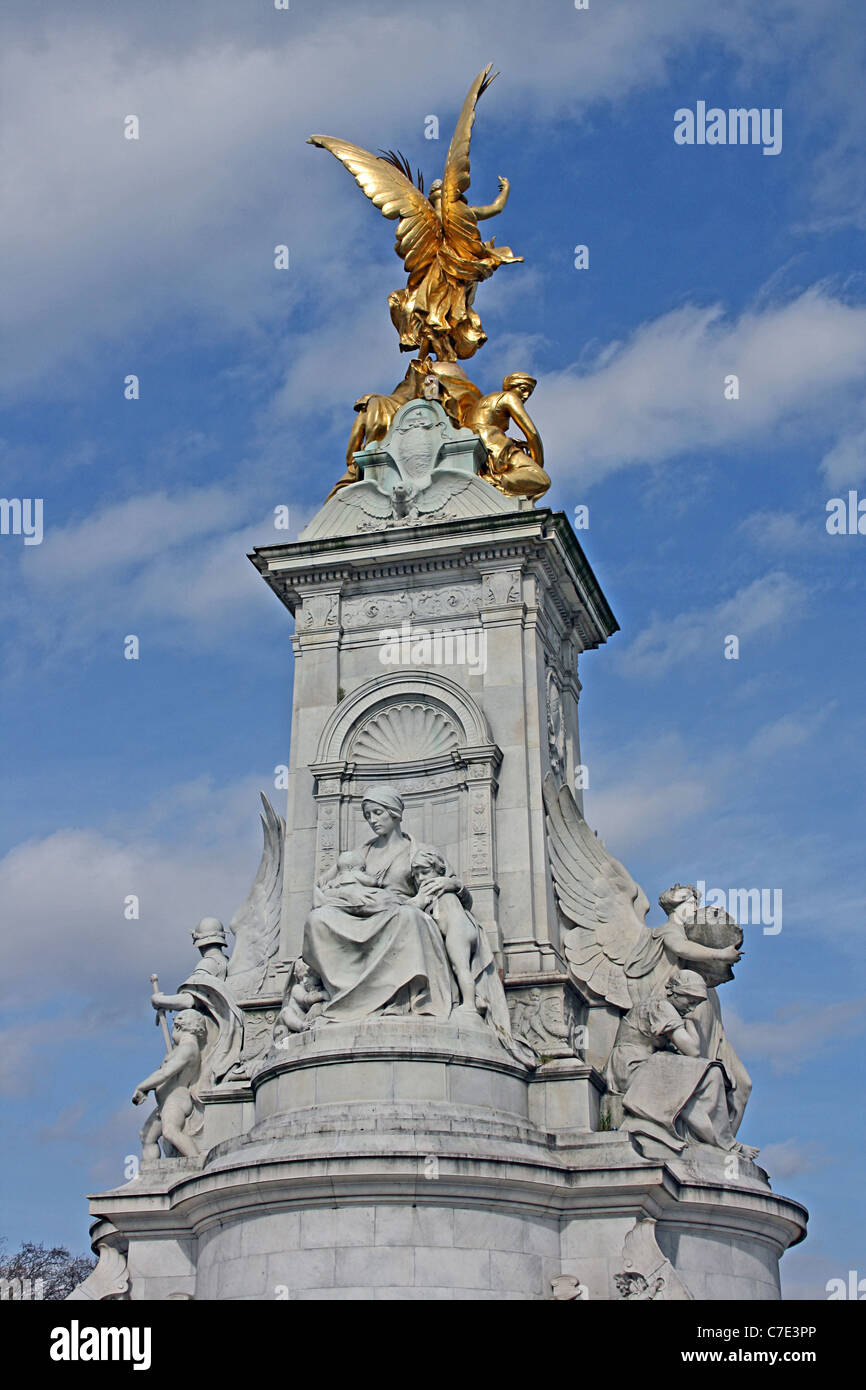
[84,1018,806,1300]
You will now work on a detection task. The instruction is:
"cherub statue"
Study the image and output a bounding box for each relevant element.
[542,773,753,1144]
[407,847,479,1015]
[133,1009,208,1160]
[309,64,522,363]
[273,959,329,1043]
[606,970,759,1160]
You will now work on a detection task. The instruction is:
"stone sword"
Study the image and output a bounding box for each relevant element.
[150,974,173,1051]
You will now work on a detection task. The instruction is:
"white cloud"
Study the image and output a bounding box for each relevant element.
[0,774,270,1016]
[821,422,866,488]
[536,291,866,486]
[759,1138,831,1180]
[618,571,803,679]
[0,485,302,675]
[270,298,398,426]
[725,997,866,1073]
[738,510,829,553]
[29,488,241,582]
[745,705,836,761]
[584,735,712,853]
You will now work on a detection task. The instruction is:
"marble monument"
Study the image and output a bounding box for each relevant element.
[69,64,806,1302]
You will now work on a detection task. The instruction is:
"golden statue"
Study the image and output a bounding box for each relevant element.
[309,65,551,504]
[309,64,521,362]
[461,373,550,500]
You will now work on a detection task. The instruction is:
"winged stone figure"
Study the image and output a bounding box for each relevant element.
[225,793,286,999]
[542,772,752,1130]
[308,64,522,361]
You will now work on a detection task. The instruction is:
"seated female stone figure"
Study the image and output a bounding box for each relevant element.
[293,785,532,1062]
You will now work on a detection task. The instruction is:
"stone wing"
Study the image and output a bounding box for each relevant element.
[542,772,649,1011]
[413,471,475,514]
[226,793,285,998]
[336,481,395,518]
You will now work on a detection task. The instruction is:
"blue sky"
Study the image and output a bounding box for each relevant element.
[1,0,864,1298]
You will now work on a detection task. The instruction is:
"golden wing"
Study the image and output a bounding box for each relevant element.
[440,64,497,262]
[308,135,442,277]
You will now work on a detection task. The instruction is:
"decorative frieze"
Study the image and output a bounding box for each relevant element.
[341,582,482,628]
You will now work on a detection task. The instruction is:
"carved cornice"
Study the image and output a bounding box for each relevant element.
[249,510,618,651]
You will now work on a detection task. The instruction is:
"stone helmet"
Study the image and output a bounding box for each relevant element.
[666,969,708,1002]
[190,916,228,950]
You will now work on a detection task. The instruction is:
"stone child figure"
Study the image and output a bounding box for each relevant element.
[407,846,479,1014]
[133,1009,208,1160]
[273,959,330,1042]
[315,846,398,914]
[606,969,759,1161]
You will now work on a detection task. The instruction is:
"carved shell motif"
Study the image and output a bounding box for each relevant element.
[351,703,459,763]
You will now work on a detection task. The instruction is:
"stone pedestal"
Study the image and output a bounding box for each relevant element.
[90,1017,805,1300]
[74,469,807,1299]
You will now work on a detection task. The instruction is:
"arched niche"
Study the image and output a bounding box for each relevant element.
[309,671,502,939]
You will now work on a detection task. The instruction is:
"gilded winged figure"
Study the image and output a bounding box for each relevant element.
[309,64,522,361]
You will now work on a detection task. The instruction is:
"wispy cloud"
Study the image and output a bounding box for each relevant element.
[617,571,803,679]
[536,290,866,486]
[759,1138,832,1180]
[0,774,269,1015]
[725,997,866,1073]
[1,485,303,676]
